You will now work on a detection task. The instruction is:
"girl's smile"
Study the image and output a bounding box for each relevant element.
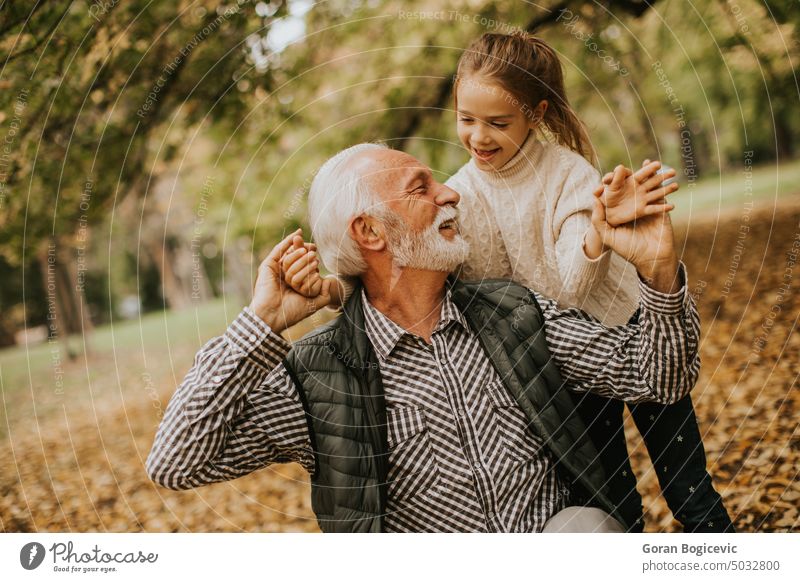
[471,146,501,162]
[456,75,545,171]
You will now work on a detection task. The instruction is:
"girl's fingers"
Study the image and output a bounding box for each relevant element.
[609,165,627,189]
[290,260,321,294]
[281,246,308,270]
[290,259,319,286]
[285,251,316,280]
[633,160,662,183]
[643,203,675,216]
[646,183,680,201]
[282,251,311,280]
[308,277,323,296]
[266,229,302,268]
[645,183,678,202]
[298,272,321,296]
[641,168,676,191]
[593,184,605,198]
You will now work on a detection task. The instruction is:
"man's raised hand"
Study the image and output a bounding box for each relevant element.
[591,190,681,294]
[248,229,334,333]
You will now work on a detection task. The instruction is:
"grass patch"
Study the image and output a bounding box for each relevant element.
[671,158,800,222]
[0,299,231,399]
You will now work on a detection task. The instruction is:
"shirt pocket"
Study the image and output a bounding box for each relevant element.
[482,379,543,462]
[386,406,441,504]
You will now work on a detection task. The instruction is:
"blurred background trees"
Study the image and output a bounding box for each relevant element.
[1,0,797,348]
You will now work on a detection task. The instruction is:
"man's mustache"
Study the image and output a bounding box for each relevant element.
[433,206,460,231]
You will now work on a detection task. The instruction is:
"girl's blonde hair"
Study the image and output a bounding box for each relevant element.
[454,31,596,164]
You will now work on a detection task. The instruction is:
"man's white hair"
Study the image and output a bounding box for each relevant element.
[307,142,389,277]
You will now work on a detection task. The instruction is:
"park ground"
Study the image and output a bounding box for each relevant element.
[1,161,798,533]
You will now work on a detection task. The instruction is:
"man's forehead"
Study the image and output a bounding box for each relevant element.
[347,149,429,181]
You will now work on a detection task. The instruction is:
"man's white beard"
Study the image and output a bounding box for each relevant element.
[381,206,470,272]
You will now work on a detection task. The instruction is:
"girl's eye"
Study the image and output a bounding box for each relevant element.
[492,123,508,128]
[459,117,473,123]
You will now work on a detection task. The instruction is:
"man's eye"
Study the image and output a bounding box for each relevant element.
[459,117,473,123]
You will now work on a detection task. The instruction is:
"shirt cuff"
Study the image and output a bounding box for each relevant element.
[224,306,291,365]
[637,262,689,315]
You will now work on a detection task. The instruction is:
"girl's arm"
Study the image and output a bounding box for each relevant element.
[552,164,612,307]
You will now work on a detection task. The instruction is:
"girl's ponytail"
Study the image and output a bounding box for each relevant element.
[455,31,596,165]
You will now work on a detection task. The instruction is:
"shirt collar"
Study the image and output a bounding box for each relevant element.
[360,287,470,361]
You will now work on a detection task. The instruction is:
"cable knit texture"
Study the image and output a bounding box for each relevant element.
[445,132,640,326]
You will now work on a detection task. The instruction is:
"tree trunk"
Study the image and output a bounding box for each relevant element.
[144,237,190,310]
[773,103,794,161]
[224,236,254,308]
[38,236,94,360]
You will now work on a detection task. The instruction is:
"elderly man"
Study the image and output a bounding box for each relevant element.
[146,143,699,533]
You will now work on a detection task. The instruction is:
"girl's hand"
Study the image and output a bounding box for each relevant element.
[598,160,678,227]
[280,234,346,307]
[280,235,323,297]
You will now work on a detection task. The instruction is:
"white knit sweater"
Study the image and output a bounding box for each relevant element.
[445,131,640,326]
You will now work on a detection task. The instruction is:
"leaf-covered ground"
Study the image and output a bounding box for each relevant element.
[1,202,798,533]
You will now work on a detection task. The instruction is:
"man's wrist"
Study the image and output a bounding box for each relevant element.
[638,261,689,315]
[248,301,285,334]
[637,256,681,294]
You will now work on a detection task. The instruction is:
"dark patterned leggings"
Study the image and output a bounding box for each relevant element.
[575,391,734,532]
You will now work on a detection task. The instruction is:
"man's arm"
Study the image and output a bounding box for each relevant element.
[535,261,700,405]
[145,308,314,490]
[537,191,699,404]
[146,229,333,490]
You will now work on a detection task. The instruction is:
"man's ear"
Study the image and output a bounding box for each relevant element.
[348,215,386,252]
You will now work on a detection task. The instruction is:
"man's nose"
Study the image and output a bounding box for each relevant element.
[435,184,460,207]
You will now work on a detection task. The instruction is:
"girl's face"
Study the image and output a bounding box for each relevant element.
[456,76,542,171]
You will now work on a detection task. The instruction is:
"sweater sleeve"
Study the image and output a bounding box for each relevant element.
[551,154,611,308]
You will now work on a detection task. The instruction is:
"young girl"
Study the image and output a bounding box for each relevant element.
[281,32,732,532]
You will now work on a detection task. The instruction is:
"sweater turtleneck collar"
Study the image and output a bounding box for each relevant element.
[469,130,543,186]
